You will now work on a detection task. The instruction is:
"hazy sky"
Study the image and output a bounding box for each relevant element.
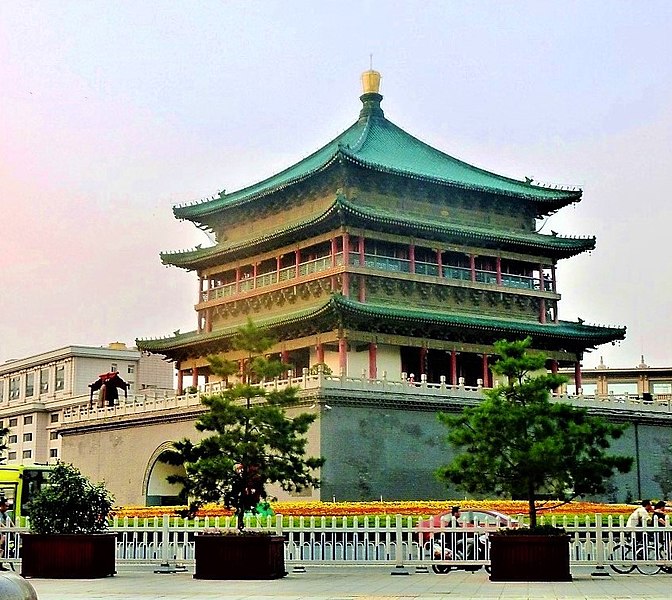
[1,1,671,369]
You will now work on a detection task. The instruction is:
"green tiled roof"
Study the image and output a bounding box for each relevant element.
[338,197,594,258]
[161,195,593,270]
[136,295,625,356]
[174,93,580,222]
[330,296,625,346]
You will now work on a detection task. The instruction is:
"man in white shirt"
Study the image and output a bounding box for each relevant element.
[627,499,653,528]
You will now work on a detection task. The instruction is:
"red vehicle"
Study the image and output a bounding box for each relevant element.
[417,509,518,573]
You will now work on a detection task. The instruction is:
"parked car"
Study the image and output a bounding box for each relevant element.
[417,509,518,573]
[417,508,518,542]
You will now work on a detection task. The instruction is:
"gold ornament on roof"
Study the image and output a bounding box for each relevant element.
[361,69,381,94]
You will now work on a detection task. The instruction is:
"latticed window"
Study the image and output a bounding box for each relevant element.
[40,368,49,393]
[55,365,65,391]
[25,372,35,397]
[9,376,20,400]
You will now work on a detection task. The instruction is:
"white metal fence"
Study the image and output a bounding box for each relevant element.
[3,514,672,573]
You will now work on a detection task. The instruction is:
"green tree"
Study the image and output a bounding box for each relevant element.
[28,462,114,534]
[161,319,324,530]
[437,338,633,527]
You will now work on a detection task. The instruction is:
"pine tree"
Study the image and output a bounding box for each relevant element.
[437,337,633,527]
[161,319,324,530]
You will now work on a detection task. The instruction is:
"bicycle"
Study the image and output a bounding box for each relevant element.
[609,537,671,575]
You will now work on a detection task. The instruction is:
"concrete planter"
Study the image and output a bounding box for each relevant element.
[489,534,571,581]
[194,534,286,579]
[20,533,116,578]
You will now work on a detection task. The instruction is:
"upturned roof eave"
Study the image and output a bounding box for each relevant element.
[339,144,581,210]
[340,197,595,259]
[137,295,626,356]
[160,195,594,271]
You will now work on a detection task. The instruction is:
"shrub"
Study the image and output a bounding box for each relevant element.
[28,462,114,535]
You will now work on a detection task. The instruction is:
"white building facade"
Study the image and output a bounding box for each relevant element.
[0,343,174,464]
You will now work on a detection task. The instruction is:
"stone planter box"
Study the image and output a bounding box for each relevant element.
[489,534,571,581]
[194,534,286,580]
[20,533,117,578]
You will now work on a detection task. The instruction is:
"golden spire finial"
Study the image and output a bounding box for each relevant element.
[361,55,381,94]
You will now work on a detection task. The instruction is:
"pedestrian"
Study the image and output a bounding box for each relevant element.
[626,499,653,528]
[0,498,13,571]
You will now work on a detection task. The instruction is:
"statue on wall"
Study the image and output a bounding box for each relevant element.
[89,372,129,409]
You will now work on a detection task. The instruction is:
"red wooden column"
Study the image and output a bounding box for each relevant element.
[368,343,377,379]
[538,263,544,290]
[316,343,325,364]
[204,309,212,333]
[342,233,350,297]
[436,249,443,278]
[176,369,184,395]
[539,298,546,324]
[450,351,457,386]
[470,254,476,282]
[358,236,365,266]
[192,366,199,389]
[551,263,557,293]
[409,244,416,274]
[235,266,241,293]
[253,262,258,289]
[295,248,301,279]
[482,354,489,387]
[420,347,427,376]
[496,257,502,286]
[331,237,338,268]
[276,255,282,281]
[338,337,348,375]
[574,360,583,394]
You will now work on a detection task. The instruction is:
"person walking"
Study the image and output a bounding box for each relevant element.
[0,498,13,571]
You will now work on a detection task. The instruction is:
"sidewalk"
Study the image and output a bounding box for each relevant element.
[24,565,672,600]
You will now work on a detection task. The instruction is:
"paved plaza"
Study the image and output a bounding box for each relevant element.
[24,565,672,600]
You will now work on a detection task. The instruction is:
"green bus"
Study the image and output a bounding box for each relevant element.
[0,464,53,521]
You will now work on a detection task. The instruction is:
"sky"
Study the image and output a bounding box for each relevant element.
[1,1,671,369]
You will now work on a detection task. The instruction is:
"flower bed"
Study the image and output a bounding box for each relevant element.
[111,500,634,521]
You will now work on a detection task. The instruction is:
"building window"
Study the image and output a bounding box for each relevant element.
[8,452,16,461]
[8,418,17,427]
[8,435,17,444]
[50,413,59,423]
[55,365,65,391]
[22,450,31,459]
[24,415,33,425]
[25,372,35,397]
[40,368,49,394]
[22,433,32,442]
[9,377,20,400]
[49,448,58,458]
[49,431,59,440]
[111,363,118,373]
[0,382,4,403]
[128,365,135,374]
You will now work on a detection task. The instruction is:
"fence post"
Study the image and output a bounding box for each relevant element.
[390,514,410,576]
[154,514,186,574]
[591,514,609,577]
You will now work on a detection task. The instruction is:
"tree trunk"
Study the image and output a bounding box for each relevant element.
[528,482,537,528]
